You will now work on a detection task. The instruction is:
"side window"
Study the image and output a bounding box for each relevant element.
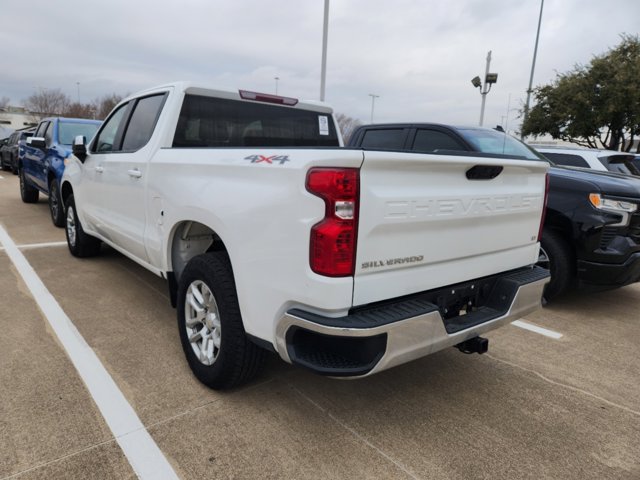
[360,129,405,150]
[121,94,166,151]
[542,152,590,168]
[44,123,54,146]
[93,103,129,153]
[35,121,49,138]
[412,129,465,152]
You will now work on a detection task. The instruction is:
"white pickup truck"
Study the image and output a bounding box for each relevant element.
[62,82,550,389]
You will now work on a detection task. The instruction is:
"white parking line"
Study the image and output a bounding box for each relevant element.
[0,225,178,480]
[0,241,68,251]
[511,319,563,339]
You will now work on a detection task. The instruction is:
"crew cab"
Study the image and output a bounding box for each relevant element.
[61,83,549,389]
[349,123,640,300]
[20,117,101,226]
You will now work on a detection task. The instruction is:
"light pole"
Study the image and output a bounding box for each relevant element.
[76,82,80,104]
[319,0,329,101]
[522,0,544,139]
[274,76,279,95]
[471,51,498,126]
[368,94,379,124]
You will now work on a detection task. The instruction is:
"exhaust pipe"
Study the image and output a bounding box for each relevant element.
[455,336,489,355]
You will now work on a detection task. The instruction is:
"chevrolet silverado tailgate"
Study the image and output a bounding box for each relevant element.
[353,150,548,306]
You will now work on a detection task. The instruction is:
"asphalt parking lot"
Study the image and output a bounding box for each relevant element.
[1,171,639,480]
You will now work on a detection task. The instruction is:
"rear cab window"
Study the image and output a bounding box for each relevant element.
[173,94,340,148]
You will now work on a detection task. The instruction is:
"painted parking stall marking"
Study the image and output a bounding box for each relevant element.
[511,319,563,339]
[0,225,179,480]
[0,240,68,252]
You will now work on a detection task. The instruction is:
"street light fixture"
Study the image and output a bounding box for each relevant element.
[471,50,499,126]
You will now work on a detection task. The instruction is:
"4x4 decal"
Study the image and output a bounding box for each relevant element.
[244,155,290,165]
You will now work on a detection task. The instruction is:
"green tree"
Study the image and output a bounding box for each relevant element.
[522,34,640,151]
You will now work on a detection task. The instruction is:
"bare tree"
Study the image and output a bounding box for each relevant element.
[24,88,70,120]
[0,96,10,111]
[63,102,96,119]
[92,93,124,120]
[335,113,362,144]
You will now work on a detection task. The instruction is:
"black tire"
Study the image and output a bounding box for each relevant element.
[49,179,65,227]
[538,229,573,301]
[1,157,9,171]
[65,194,101,257]
[19,168,39,203]
[177,252,265,389]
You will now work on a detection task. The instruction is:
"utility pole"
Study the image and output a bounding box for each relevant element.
[369,94,379,123]
[471,51,498,127]
[319,0,329,101]
[522,0,544,138]
[274,76,279,95]
[479,50,492,126]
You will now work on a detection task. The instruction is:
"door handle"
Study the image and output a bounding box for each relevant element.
[128,168,142,178]
[95,165,104,173]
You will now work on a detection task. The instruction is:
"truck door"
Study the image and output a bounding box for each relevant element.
[87,94,167,263]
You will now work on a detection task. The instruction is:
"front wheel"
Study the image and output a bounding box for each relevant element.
[537,230,573,302]
[65,194,101,257]
[177,252,265,389]
[19,168,39,203]
[49,179,65,227]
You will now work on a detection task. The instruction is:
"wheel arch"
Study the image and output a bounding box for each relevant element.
[166,220,229,307]
[60,181,74,209]
[543,207,574,242]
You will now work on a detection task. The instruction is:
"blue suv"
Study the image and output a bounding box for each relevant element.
[20,117,101,226]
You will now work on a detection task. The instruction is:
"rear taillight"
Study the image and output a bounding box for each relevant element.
[306,168,360,277]
[537,172,549,241]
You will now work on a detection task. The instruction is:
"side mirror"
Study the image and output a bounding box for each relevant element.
[27,137,47,149]
[72,135,88,163]
[30,137,46,149]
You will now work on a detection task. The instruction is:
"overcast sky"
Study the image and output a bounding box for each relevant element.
[1,0,638,132]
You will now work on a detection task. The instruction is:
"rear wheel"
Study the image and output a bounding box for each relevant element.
[177,252,265,389]
[537,230,573,301]
[65,194,101,257]
[49,179,65,227]
[19,168,39,203]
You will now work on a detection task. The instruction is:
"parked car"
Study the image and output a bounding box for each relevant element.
[348,124,640,301]
[534,146,640,176]
[2,129,35,173]
[0,137,9,167]
[20,117,101,226]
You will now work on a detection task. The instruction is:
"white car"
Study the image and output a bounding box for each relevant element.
[533,146,639,176]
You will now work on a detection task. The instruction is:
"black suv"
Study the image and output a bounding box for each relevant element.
[348,124,640,300]
[1,129,34,174]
